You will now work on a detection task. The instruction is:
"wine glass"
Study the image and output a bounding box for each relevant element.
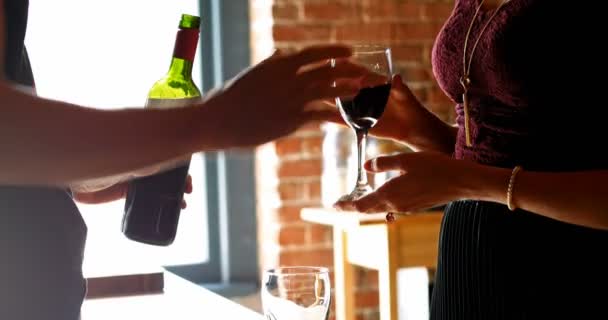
[261,266,331,320]
[332,45,393,202]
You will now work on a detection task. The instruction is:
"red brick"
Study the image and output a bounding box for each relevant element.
[264,1,448,317]
[297,122,323,133]
[422,3,455,22]
[273,3,300,21]
[278,205,304,223]
[358,310,381,320]
[280,199,322,208]
[273,24,332,42]
[359,269,379,290]
[273,44,299,54]
[275,137,302,156]
[303,2,359,22]
[355,290,380,308]
[308,180,322,200]
[400,65,431,82]
[392,21,444,42]
[328,271,336,288]
[411,87,428,102]
[301,136,324,155]
[279,249,334,266]
[335,23,392,42]
[329,298,336,318]
[278,182,307,201]
[278,225,306,245]
[362,0,420,20]
[278,159,323,178]
[390,44,424,62]
[308,224,331,244]
[422,44,434,66]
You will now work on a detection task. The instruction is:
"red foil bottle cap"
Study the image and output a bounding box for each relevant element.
[173,28,199,61]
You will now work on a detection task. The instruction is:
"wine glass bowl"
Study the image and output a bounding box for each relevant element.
[261,266,331,320]
[332,45,393,202]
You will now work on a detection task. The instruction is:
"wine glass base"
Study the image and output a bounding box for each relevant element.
[338,185,373,202]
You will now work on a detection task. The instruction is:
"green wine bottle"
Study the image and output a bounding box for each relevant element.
[122,14,202,246]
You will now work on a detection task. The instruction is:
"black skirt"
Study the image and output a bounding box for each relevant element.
[430,200,608,320]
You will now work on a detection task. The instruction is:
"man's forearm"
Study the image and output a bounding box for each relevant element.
[0,82,221,186]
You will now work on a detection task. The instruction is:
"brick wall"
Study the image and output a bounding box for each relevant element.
[253,1,455,319]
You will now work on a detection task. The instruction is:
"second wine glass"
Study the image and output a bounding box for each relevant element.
[261,266,331,320]
[332,45,393,202]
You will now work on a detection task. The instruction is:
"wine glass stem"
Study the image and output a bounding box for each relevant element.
[355,129,369,188]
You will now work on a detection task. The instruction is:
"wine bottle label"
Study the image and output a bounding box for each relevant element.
[145,97,201,109]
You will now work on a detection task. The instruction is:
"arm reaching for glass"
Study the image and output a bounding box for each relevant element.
[0,45,365,187]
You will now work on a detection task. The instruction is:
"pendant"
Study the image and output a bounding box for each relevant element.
[459,76,473,147]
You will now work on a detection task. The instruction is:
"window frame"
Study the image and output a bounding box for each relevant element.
[165,0,259,290]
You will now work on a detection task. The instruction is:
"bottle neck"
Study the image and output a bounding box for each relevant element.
[168,28,199,78]
[168,58,193,79]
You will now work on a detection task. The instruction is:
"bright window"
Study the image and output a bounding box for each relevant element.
[25,0,208,277]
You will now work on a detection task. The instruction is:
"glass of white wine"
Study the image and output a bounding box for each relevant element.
[261,266,331,320]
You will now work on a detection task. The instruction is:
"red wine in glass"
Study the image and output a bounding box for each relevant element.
[338,83,391,131]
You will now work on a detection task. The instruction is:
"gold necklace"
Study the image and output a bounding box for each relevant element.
[460,0,511,147]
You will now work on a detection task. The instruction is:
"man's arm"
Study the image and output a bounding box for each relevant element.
[1,43,365,187]
[0,83,206,185]
[2,8,364,186]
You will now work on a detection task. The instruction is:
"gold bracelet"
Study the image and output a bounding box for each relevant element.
[507,165,522,211]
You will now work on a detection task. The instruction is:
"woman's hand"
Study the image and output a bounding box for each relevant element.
[370,75,458,153]
[368,75,433,142]
[199,45,369,149]
[324,74,457,154]
[73,175,193,209]
[334,152,477,213]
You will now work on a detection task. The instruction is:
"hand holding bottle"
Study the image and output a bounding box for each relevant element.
[74,175,193,209]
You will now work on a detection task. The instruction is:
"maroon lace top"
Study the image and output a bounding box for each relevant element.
[428,3,608,319]
[432,0,608,171]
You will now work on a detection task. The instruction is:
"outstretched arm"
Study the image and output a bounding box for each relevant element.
[1,44,365,186]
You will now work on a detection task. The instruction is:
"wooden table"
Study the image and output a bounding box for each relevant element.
[81,272,263,320]
[301,208,443,320]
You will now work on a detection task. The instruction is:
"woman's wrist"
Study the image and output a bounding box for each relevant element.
[460,162,512,205]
